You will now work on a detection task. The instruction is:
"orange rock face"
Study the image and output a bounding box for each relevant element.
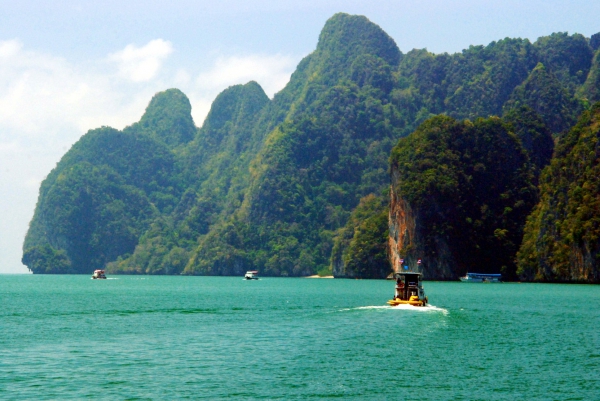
[388,168,417,274]
[388,168,456,280]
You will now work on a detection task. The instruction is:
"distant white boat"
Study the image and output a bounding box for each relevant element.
[244,271,259,280]
[460,272,501,283]
[91,269,107,279]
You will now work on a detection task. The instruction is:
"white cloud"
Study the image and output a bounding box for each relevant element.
[195,54,296,97]
[0,39,22,57]
[0,40,122,138]
[109,39,174,82]
[189,53,297,125]
[0,39,172,273]
[0,41,295,159]
[0,39,299,273]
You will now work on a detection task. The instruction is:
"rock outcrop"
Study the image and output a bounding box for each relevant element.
[517,103,600,283]
[23,15,595,278]
[388,169,455,279]
[388,115,538,280]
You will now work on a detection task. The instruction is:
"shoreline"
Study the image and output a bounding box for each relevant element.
[304,275,334,278]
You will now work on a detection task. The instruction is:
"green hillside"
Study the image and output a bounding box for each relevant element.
[23,13,600,280]
[389,115,539,280]
[517,103,600,282]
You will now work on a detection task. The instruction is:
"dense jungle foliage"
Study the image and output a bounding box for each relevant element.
[23,13,600,280]
[330,193,389,278]
[517,103,600,283]
[390,115,539,280]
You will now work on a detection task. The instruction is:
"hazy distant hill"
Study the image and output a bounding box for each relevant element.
[23,13,600,281]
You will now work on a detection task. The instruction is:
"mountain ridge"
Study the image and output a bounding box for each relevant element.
[22,13,600,282]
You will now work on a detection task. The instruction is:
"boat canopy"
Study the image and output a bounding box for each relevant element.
[393,272,421,277]
[465,273,501,277]
[393,272,422,280]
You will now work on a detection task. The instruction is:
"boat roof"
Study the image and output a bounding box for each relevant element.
[393,272,421,278]
[466,272,501,277]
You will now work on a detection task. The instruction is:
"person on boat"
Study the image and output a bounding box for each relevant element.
[395,278,404,299]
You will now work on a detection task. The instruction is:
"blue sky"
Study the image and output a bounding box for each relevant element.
[1,0,598,273]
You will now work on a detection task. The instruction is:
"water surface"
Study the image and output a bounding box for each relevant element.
[1,275,598,400]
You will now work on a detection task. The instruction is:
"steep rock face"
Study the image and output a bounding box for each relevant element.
[388,115,538,280]
[183,13,404,277]
[388,169,454,279]
[517,103,600,283]
[23,15,599,277]
[22,91,188,274]
[388,175,418,273]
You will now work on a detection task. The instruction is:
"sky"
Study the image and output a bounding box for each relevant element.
[1,0,598,274]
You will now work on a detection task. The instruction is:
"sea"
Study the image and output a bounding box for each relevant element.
[1,275,598,400]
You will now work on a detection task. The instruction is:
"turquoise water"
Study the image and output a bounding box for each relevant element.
[1,275,599,400]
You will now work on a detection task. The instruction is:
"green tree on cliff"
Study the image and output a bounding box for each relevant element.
[22,14,598,280]
[390,115,538,279]
[517,103,600,283]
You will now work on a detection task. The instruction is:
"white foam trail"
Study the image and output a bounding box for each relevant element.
[343,304,448,314]
[353,306,390,310]
[337,306,384,312]
[391,304,448,314]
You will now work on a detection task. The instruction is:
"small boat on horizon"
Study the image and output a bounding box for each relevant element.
[244,270,259,280]
[92,269,107,279]
[387,272,428,307]
[459,272,502,283]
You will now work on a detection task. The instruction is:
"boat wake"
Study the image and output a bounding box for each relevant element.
[390,304,448,314]
[351,306,389,310]
[344,304,448,314]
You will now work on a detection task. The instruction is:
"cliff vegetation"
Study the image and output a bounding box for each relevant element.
[517,103,600,282]
[388,115,539,280]
[22,13,600,281]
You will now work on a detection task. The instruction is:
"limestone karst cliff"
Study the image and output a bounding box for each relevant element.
[517,103,600,283]
[388,115,539,280]
[388,169,455,279]
[22,13,599,278]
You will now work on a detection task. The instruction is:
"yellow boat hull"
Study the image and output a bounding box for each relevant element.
[387,299,425,307]
[387,295,428,307]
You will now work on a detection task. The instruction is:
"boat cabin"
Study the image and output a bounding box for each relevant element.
[394,272,424,301]
[244,270,259,280]
[388,271,427,306]
[92,269,106,279]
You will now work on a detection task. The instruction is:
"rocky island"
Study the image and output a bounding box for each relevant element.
[22,13,600,282]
